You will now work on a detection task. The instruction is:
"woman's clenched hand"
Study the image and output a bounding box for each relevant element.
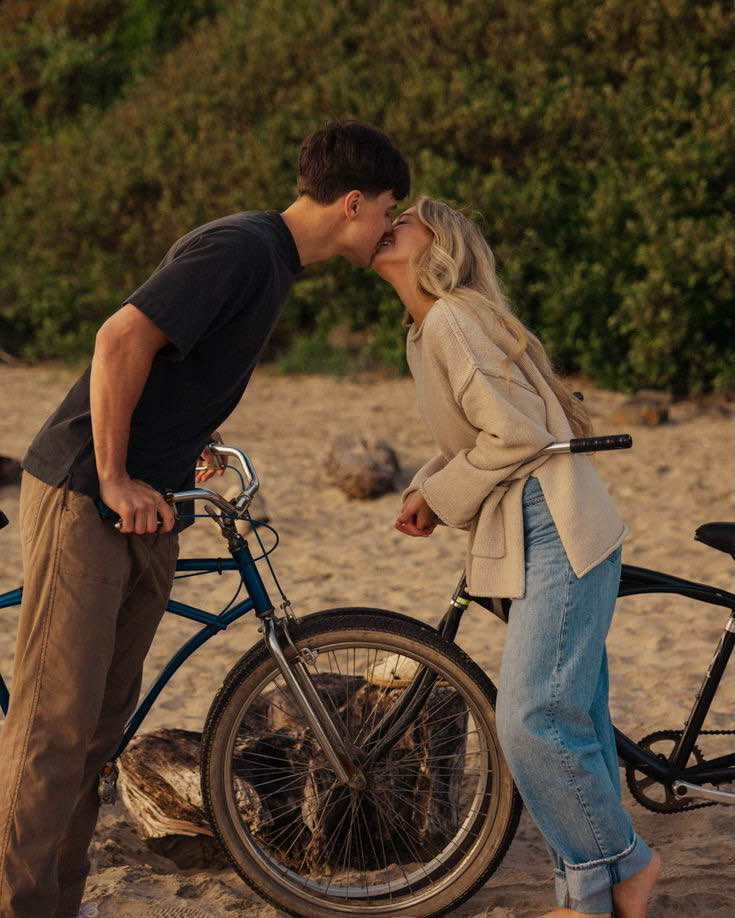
[395,491,439,537]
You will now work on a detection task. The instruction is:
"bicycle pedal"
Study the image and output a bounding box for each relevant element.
[98,761,119,805]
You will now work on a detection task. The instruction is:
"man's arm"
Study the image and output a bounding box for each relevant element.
[90,303,176,534]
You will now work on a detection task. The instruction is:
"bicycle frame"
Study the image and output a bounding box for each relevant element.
[4,492,734,806]
[0,587,22,715]
[458,563,735,791]
[1,531,359,784]
[363,559,735,804]
[615,563,735,790]
[0,543,270,757]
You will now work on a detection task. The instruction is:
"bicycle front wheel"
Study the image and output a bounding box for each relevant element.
[201,608,520,918]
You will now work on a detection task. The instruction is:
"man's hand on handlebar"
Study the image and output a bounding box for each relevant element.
[99,477,176,534]
[196,430,226,484]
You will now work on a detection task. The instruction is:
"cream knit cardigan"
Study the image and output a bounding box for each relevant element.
[402,298,628,599]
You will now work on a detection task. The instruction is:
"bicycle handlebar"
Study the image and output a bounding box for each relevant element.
[165,436,631,519]
[105,443,260,529]
[102,434,631,530]
[171,443,260,517]
[540,434,632,456]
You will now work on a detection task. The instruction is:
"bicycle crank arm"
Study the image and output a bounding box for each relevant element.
[672,780,735,806]
[261,617,362,788]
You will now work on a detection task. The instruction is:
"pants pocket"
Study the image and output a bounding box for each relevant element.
[20,474,51,545]
[60,489,127,586]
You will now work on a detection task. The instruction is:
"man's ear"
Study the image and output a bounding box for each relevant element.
[343,189,362,218]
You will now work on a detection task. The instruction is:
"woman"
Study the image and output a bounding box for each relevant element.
[371,196,660,918]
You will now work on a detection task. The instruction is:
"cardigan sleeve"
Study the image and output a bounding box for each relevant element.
[418,369,555,528]
[400,453,448,503]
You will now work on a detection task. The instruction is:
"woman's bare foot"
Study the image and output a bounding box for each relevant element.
[538,909,611,917]
[537,849,660,918]
[611,849,662,918]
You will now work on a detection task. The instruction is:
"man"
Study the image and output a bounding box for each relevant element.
[0,120,409,917]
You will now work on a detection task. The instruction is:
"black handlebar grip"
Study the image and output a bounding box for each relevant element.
[569,434,633,453]
[94,497,121,526]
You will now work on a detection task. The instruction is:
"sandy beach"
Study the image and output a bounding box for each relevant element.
[0,362,733,917]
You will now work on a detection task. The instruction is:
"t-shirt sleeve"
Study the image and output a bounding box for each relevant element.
[123,231,267,361]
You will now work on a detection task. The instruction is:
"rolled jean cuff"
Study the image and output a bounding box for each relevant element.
[554,868,568,909]
[564,832,653,914]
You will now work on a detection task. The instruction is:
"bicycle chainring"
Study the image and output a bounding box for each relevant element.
[625,729,715,814]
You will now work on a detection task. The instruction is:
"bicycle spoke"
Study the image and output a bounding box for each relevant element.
[245,770,318,805]
[326,649,349,739]
[292,782,341,880]
[352,654,406,745]
[274,807,316,864]
[372,789,434,883]
[232,747,298,767]
[311,791,359,891]
[298,783,347,873]
[257,777,336,823]
[342,798,357,896]
[378,778,486,828]
[362,732,481,771]
[357,687,470,754]
[379,801,415,895]
[251,685,304,724]
[357,792,386,889]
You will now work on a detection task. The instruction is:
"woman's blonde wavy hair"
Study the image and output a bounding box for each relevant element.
[406,196,593,438]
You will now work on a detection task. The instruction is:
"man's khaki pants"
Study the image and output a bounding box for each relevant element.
[0,473,178,917]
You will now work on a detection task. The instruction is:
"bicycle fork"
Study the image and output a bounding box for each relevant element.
[257,579,470,780]
[260,613,367,790]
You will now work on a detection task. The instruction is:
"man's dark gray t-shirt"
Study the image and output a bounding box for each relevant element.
[23,211,301,514]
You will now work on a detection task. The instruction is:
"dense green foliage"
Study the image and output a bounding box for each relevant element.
[1,0,733,394]
[0,0,223,184]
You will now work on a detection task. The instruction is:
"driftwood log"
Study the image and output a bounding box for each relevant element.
[118,728,230,868]
[120,673,468,871]
[324,435,400,498]
[606,390,671,426]
[119,728,211,840]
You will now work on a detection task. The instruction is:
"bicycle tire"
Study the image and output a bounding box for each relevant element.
[201,608,521,918]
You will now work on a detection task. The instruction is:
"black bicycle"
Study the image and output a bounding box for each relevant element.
[2,436,733,918]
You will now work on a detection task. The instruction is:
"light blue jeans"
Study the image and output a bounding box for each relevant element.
[494,475,652,914]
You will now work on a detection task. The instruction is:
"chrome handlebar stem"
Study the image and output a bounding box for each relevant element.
[540,441,573,455]
[172,443,260,518]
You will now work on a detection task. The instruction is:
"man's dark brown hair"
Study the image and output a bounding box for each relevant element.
[297,120,410,205]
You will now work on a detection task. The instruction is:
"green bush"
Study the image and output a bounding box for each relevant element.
[0,0,223,189]
[1,0,733,395]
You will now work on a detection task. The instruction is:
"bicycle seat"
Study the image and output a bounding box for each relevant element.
[694,523,735,559]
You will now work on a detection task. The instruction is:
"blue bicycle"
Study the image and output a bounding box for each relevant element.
[2,439,734,918]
